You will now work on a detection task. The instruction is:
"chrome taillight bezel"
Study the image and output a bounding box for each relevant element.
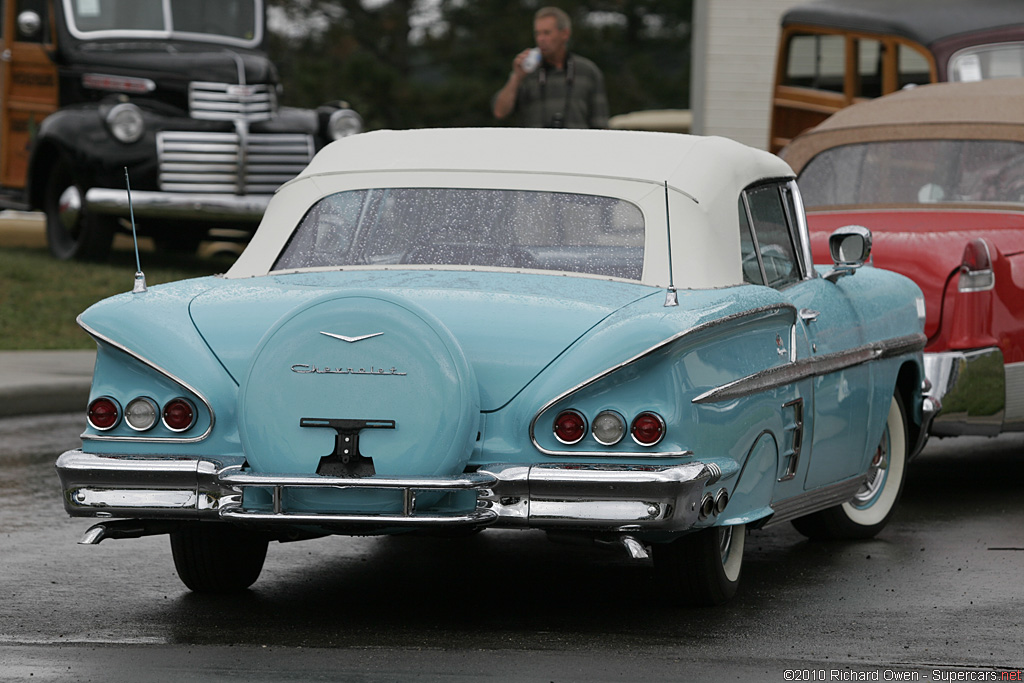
[553,409,588,445]
[87,396,122,431]
[124,396,160,432]
[162,397,197,433]
[630,411,666,447]
[958,238,995,293]
[592,409,627,446]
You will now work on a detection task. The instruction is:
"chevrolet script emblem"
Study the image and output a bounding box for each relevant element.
[320,331,383,343]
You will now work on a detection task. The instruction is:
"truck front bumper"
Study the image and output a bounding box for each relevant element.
[56,450,725,536]
[85,188,270,222]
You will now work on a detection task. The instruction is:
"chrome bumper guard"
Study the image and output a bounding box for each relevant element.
[56,451,720,533]
[925,348,1005,437]
[85,188,270,222]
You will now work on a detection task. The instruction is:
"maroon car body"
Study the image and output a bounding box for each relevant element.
[783,79,1024,437]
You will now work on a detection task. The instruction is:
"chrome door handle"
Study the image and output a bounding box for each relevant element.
[799,308,820,322]
[1,50,11,62]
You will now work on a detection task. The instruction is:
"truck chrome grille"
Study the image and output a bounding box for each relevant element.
[157,131,315,195]
[189,81,276,121]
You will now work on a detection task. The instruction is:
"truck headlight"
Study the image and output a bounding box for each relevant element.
[107,102,144,143]
[327,108,363,140]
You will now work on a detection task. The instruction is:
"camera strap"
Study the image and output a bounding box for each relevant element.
[538,53,575,128]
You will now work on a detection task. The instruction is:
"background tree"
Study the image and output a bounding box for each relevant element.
[267,0,692,130]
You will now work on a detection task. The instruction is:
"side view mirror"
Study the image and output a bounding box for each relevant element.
[825,225,872,282]
[17,11,42,39]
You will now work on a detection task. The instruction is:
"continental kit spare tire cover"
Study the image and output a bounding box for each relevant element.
[238,291,480,510]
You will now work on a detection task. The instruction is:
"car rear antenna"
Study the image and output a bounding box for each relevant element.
[125,167,147,293]
[663,183,679,309]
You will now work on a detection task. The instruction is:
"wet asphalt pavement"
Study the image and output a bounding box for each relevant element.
[1,413,1021,682]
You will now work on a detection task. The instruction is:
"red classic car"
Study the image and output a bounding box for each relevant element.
[783,79,1024,438]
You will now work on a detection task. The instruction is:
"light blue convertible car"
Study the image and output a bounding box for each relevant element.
[56,128,929,605]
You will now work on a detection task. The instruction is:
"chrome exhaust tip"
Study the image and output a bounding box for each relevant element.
[714,488,729,515]
[699,493,715,519]
[78,520,179,545]
[79,524,109,545]
[620,535,651,560]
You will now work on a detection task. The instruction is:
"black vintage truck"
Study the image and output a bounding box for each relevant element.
[1,0,361,259]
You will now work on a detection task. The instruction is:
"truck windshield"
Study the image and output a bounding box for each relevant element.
[64,0,260,45]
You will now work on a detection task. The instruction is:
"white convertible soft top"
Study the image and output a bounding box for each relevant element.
[227,128,795,288]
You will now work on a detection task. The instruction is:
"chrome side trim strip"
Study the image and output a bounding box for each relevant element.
[693,332,926,404]
[762,475,867,528]
[529,303,797,457]
[77,317,216,443]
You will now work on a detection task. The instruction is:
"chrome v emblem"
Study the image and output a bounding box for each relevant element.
[320,331,384,343]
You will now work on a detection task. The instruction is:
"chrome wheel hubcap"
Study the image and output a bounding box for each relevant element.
[719,525,734,563]
[58,185,82,231]
[854,426,890,506]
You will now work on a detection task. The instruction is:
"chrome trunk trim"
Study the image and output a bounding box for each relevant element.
[75,319,217,444]
[530,303,797,457]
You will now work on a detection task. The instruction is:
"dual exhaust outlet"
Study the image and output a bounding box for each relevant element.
[699,487,730,520]
[616,486,730,561]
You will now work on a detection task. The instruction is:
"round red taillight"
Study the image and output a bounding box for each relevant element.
[87,397,121,431]
[162,398,196,432]
[553,409,587,445]
[631,411,666,446]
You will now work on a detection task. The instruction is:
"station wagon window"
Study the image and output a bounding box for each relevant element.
[784,33,932,97]
[274,188,646,280]
[784,33,845,92]
[898,44,931,88]
[855,39,883,98]
[739,184,802,289]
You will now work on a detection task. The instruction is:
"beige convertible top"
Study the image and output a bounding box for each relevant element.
[782,79,1024,174]
[227,128,795,288]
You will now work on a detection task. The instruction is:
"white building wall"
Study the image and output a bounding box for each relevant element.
[691,0,802,150]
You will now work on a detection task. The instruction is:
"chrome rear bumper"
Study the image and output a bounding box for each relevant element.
[925,348,1005,437]
[56,451,723,536]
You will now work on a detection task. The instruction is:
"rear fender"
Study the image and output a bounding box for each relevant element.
[720,431,778,527]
